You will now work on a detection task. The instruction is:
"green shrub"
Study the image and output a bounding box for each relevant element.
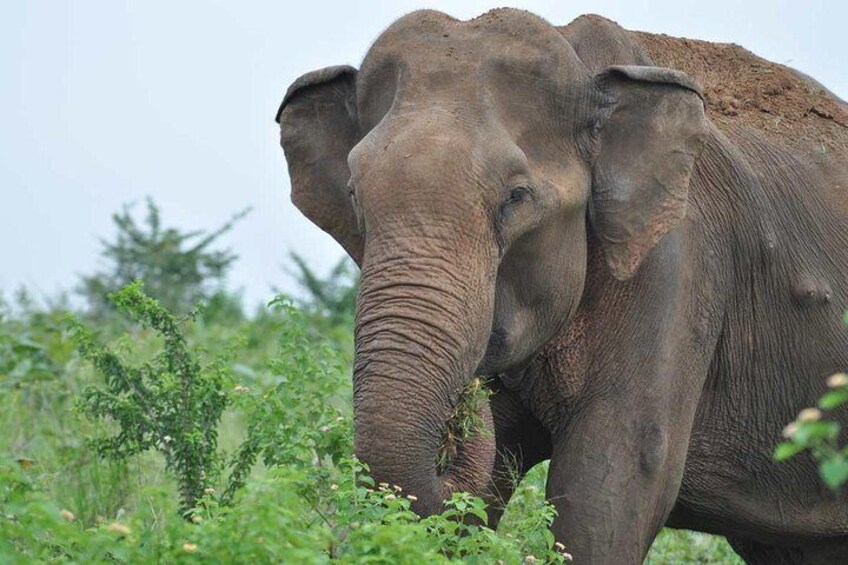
[2,289,570,563]
[775,371,848,490]
[67,281,232,516]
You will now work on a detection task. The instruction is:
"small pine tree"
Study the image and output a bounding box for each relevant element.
[78,198,249,317]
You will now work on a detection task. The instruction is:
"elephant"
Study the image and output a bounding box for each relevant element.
[275,9,848,564]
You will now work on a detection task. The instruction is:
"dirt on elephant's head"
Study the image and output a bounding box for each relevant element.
[632,31,848,154]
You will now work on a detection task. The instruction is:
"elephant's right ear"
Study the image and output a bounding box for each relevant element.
[277,65,364,265]
[588,66,707,280]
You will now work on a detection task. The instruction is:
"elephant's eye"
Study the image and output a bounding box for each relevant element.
[494,185,536,255]
[502,186,533,210]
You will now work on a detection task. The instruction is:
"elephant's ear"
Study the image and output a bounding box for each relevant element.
[276,65,364,265]
[590,65,707,280]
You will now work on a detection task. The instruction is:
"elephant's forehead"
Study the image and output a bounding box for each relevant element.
[369,10,572,56]
[356,8,586,127]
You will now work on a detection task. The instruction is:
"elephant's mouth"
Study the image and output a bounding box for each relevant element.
[433,325,506,477]
[478,328,513,375]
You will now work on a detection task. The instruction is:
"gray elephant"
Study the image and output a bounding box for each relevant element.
[275,9,848,564]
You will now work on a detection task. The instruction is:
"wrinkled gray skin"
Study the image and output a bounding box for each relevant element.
[276,10,848,564]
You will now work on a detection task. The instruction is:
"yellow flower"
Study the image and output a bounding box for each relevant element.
[330,484,339,491]
[562,551,574,561]
[182,542,198,553]
[107,522,131,535]
[191,514,202,524]
[524,556,537,564]
[60,509,75,522]
[203,487,215,495]
[827,373,848,388]
[406,494,418,502]
[234,385,250,393]
[798,408,823,422]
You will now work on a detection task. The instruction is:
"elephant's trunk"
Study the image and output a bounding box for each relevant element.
[352,249,496,516]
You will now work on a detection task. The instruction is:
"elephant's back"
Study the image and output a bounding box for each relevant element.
[631,31,848,158]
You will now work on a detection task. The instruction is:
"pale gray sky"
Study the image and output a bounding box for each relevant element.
[2,1,845,308]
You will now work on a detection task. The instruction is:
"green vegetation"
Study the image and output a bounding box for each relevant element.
[67,281,232,516]
[284,252,359,349]
[437,377,492,476]
[775,369,848,490]
[286,252,358,327]
[78,197,250,317]
[0,201,741,563]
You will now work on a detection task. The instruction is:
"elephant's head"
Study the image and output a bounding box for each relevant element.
[276,9,707,515]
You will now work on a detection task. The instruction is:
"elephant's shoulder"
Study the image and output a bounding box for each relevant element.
[631,31,848,155]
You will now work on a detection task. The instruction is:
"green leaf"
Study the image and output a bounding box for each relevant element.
[469,501,489,524]
[819,456,848,491]
[774,442,805,461]
[793,421,840,445]
[819,389,848,410]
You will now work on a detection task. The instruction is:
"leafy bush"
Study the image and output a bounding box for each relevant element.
[646,529,743,564]
[1,453,573,564]
[0,292,73,391]
[775,371,848,490]
[67,281,233,515]
[2,285,574,563]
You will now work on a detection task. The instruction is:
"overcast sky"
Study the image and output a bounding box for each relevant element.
[2,1,846,308]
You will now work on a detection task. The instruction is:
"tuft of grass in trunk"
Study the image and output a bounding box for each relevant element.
[437,376,491,475]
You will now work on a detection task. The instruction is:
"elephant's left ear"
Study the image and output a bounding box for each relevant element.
[276,65,364,266]
[590,65,708,280]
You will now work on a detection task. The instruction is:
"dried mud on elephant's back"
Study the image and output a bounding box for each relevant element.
[632,31,848,155]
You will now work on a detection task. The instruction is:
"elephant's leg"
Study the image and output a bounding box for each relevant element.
[726,537,803,564]
[484,383,551,528]
[545,394,695,564]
